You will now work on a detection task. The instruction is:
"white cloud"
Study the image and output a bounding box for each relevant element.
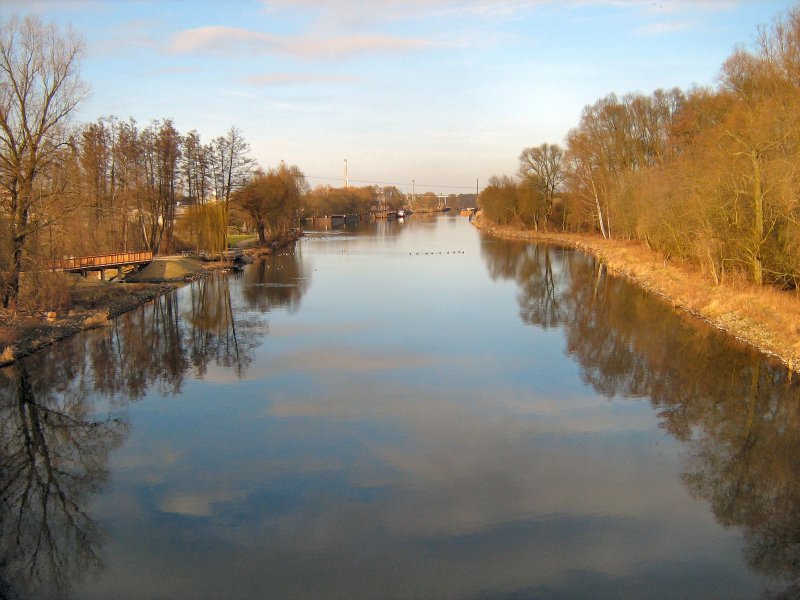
[635,20,696,35]
[1,0,107,13]
[168,25,433,59]
[151,66,203,75]
[639,0,737,13]
[262,0,735,22]
[168,26,281,54]
[242,72,359,86]
[298,34,432,56]
[90,19,162,56]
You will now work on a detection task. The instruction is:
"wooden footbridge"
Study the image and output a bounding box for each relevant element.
[49,251,153,279]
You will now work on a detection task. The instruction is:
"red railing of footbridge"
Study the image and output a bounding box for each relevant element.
[49,251,153,271]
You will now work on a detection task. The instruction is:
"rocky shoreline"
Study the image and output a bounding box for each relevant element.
[475,218,800,373]
[0,282,181,366]
[0,232,303,367]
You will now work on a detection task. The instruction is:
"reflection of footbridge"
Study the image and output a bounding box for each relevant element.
[49,251,153,279]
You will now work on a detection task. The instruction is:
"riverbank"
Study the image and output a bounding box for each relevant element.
[0,231,303,366]
[0,279,181,366]
[475,217,800,373]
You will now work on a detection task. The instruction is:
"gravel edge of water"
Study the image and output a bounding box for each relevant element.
[0,233,305,367]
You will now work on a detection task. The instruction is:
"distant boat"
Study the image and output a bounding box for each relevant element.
[397,210,406,219]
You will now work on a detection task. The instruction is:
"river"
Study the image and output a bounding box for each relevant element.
[1,215,798,599]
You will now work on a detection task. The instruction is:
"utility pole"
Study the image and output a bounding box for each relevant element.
[344,158,349,188]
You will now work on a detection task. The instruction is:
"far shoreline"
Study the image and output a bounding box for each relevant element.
[473,215,800,374]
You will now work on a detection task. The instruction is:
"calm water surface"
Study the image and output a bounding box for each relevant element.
[2,216,799,599]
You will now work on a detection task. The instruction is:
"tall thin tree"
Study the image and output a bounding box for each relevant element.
[0,15,87,310]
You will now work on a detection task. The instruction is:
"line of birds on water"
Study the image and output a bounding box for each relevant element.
[409,250,465,255]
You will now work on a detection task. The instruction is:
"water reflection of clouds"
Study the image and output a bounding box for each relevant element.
[267,321,366,337]
[221,383,734,595]
[66,220,785,598]
[268,381,659,435]
[272,348,452,373]
[112,443,181,471]
[263,388,688,525]
[198,347,468,384]
[114,400,744,598]
[160,489,247,517]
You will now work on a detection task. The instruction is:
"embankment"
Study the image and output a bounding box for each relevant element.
[475,217,800,372]
[0,231,304,366]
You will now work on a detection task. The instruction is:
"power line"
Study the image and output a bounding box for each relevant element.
[303,174,479,191]
[416,182,478,190]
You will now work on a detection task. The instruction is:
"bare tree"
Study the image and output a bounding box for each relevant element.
[0,15,88,310]
[183,129,210,206]
[210,126,253,207]
[210,126,254,249]
[518,143,565,230]
[233,163,305,246]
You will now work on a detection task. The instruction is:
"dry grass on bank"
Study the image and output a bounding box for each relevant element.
[0,233,301,365]
[0,273,178,365]
[83,309,111,328]
[478,220,800,371]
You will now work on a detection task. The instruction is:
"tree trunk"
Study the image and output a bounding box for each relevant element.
[751,151,764,286]
[4,186,30,311]
[140,215,150,251]
[4,237,23,310]
[594,192,608,239]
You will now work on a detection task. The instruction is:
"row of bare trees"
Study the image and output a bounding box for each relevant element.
[480,5,800,289]
[77,116,253,254]
[0,15,261,311]
[302,184,406,218]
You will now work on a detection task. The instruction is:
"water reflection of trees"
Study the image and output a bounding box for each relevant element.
[90,291,188,399]
[88,256,308,388]
[482,240,568,329]
[0,353,127,599]
[242,246,310,314]
[481,236,800,597]
[183,247,311,377]
[184,272,262,378]
[0,253,312,597]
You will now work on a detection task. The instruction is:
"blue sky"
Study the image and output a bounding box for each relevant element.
[3,0,795,193]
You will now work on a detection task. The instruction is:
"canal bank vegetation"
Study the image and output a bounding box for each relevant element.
[300,185,476,218]
[232,163,308,246]
[476,217,800,371]
[477,5,800,370]
[0,14,312,324]
[304,185,393,217]
[0,14,318,363]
